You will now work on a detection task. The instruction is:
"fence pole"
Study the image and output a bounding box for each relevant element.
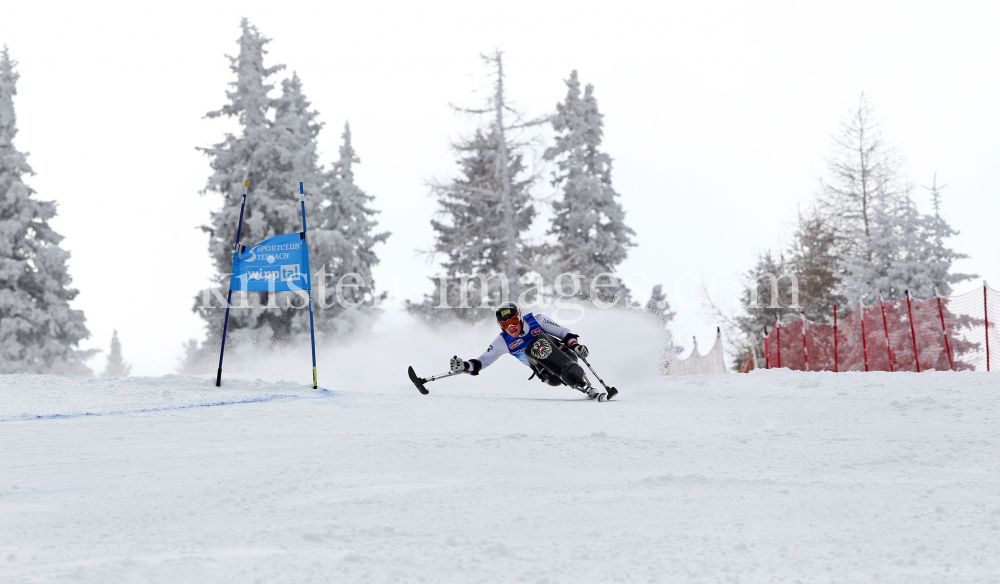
[879,294,895,372]
[906,290,920,373]
[763,327,769,369]
[834,305,839,373]
[986,281,991,372]
[802,314,809,371]
[775,317,781,369]
[860,300,869,372]
[937,295,954,370]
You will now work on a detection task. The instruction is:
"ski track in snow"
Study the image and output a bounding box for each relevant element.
[0,374,332,423]
[2,366,999,583]
[0,393,310,423]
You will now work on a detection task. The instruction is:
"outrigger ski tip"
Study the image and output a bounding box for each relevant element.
[408,366,429,395]
[408,366,467,395]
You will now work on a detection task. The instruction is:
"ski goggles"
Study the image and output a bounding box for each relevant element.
[499,316,521,333]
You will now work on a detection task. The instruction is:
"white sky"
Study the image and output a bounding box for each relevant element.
[3,0,999,375]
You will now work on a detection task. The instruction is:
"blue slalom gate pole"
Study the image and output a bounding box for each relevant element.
[216,180,249,387]
[301,182,318,389]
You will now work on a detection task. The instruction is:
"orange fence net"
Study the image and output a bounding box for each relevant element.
[762,284,998,372]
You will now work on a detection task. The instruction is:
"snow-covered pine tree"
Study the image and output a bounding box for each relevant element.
[187,22,342,370]
[914,174,974,297]
[724,95,896,367]
[840,184,974,305]
[101,330,132,377]
[722,209,844,370]
[411,126,536,322]
[918,175,979,367]
[408,51,536,322]
[644,284,676,326]
[728,97,975,369]
[200,19,285,274]
[311,122,389,333]
[249,71,329,339]
[187,19,286,363]
[0,47,93,374]
[819,96,972,306]
[785,208,847,321]
[837,188,906,305]
[544,70,634,305]
[725,250,797,368]
[837,183,978,368]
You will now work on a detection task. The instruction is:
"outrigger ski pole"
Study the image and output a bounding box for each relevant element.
[579,355,619,400]
[407,366,466,395]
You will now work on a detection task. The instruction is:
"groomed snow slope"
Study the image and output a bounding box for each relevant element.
[2,313,999,583]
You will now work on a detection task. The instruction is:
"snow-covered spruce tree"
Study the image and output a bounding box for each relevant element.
[819,96,972,305]
[187,18,285,366]
[644,284,681,365]
[722,210,846,370]
[913,174,974,297]
[101,330,131,377]
[726,97,974,369]
[252,72,332,337]
[838,184,978,367]
[311,122,389,334]
[0,47,93,374]
[543,70,634,305]
[840,185,974,305]
[408,51,537,323]
[644,284,676,326]
[411,127,536,323]
[917,175,979,367]
[723,250,797,369]
[840,188,911,304]
[785,208,848,321]
[722,95,897,366]
[185,21,332,370]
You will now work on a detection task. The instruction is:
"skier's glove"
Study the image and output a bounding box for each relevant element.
[450,355,470,374]
[567,339,589,359]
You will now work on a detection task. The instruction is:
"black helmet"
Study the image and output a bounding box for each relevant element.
[495,301,522,333]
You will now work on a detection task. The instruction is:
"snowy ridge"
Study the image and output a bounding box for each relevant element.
[2,311,999,582]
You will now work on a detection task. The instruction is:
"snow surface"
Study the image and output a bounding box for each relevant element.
[2,312,1000,583]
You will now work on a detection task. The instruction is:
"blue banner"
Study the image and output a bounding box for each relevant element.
[229,233,311,292]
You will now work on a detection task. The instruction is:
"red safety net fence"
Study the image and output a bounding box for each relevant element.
[762,284,999,372]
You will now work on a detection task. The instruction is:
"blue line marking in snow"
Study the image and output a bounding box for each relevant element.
[0,390,334,423]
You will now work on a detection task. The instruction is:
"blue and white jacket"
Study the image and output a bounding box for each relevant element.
[474,313,574,370]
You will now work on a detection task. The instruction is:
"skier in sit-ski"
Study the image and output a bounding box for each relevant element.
[449,302,616,401]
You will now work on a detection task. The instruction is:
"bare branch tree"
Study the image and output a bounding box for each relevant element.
[819,93,908,254]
